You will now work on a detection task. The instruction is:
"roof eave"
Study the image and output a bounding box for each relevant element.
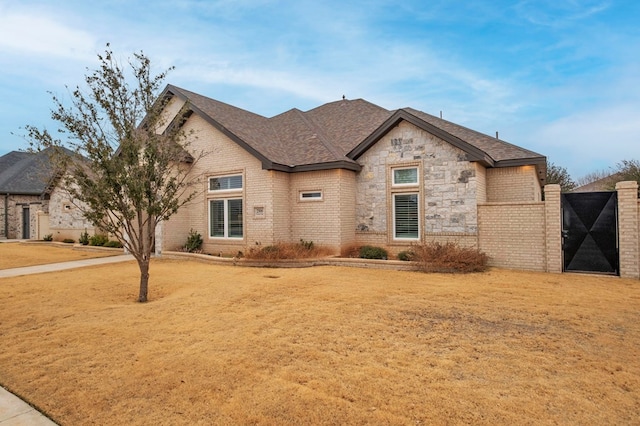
[264,160,362,173]
[494,156,548,185]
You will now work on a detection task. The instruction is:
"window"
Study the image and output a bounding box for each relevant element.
[209,175,242,191]
[393,167,418,186]
[210,199,243,238]
[300,191,323,201]
[393,193,419,239]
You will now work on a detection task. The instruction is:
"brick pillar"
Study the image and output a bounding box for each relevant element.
[616,181,639,279]
[544,184,562,273]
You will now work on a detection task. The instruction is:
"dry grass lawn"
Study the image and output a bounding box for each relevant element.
[0,242,118,269]
[0,255,639,425]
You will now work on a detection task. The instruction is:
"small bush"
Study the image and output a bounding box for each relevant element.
[62,238,75,244]
[89,234,109,246]
[340,243,362,258]
[245,240,332,260]
[183,229,203,253]
[79,230,90,245]
[359,245,388,260]
[43,234,53,241]
[397,250,414,261]
[104,240,123,248]
[411,241,488,273]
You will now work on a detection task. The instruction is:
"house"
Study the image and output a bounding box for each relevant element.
[156,85,547,256]
[0,148,95,241]
[572,173,622,192]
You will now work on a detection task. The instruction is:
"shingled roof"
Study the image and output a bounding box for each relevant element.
[0,148,57,196]
[164,85,546,180]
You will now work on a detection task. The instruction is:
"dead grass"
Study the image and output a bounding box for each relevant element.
[0,242,119,269]
[0,255,639,425]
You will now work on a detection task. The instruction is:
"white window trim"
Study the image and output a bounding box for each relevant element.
[208,174,243,193]
[209,198,244,239]
[299,190,323,201]
[392,192,420,241]
[392,166,419,187]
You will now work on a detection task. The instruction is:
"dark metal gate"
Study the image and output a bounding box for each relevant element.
[562,192,618,275]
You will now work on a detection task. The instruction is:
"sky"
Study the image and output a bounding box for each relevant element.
[0,0,638,179]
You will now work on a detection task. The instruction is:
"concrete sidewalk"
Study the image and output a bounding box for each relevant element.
[0,387,56,425]
[0,254,134,278]
[0,253,135,425]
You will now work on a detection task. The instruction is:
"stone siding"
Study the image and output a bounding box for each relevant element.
[355,121,479,246]
[47,186,96,241]
[0,195,46,239]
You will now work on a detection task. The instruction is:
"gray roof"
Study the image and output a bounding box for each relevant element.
[0,149,57,195]
[164,85,546,179]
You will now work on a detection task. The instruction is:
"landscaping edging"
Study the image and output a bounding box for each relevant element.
[162,251,418,271]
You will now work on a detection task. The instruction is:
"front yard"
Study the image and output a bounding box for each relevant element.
[0,242,118,269]
[0,255,638,424]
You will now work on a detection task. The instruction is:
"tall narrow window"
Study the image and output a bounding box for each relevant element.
[394,193,419,239]
[210,198,243,238]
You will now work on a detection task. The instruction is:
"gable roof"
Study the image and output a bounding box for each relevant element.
[0,148,59,196]
[162,85,546,180]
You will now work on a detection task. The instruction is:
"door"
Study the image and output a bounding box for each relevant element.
[561,192,618,274]
[22,206,30,239]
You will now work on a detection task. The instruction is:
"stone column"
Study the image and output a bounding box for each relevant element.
[616,181,639,279]
[544,184,562,273]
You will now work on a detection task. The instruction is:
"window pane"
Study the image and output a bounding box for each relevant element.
[210,200,224,237]
[210,175,243,191]
[301,191,322,199]
[228,199,243,238]
[394,168,418,185]
[395,194,419,238]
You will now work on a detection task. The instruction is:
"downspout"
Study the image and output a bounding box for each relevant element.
[3,194,8,239]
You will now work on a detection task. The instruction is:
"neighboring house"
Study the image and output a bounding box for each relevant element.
[572,173,622,192]
[156,85,547,256]
[0,148,95,241]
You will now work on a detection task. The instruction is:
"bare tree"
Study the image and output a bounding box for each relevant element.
[25,45,203,302]
[574,169,612,188]
[546,161,576,192]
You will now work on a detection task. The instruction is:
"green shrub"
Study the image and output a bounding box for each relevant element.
[43,234,53,241]
[104,240,123,248]
[79,230,90,245]
[397,250,414,261]
[62,238,75,244]
[89,234,109,246]
[359,245,388,260]
[411,241,488,273]
[183,229,203,253]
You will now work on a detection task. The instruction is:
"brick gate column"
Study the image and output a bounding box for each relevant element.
[616,181,639,279]
[544,184,562,273]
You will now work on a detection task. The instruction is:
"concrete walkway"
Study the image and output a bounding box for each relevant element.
[0,254,135,425]
[0,386,56,425]
[0,254,134,278]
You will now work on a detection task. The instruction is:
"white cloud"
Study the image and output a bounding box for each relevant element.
[0,5,96,61]
[527,103,640,177]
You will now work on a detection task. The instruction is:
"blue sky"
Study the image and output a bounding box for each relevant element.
[0,0,638,179]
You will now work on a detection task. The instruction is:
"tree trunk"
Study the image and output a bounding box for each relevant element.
[138,258,150,303]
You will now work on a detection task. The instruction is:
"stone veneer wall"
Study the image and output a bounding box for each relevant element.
[47,186,96,241]
[0,195,46,239]
[355,121,479,249]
